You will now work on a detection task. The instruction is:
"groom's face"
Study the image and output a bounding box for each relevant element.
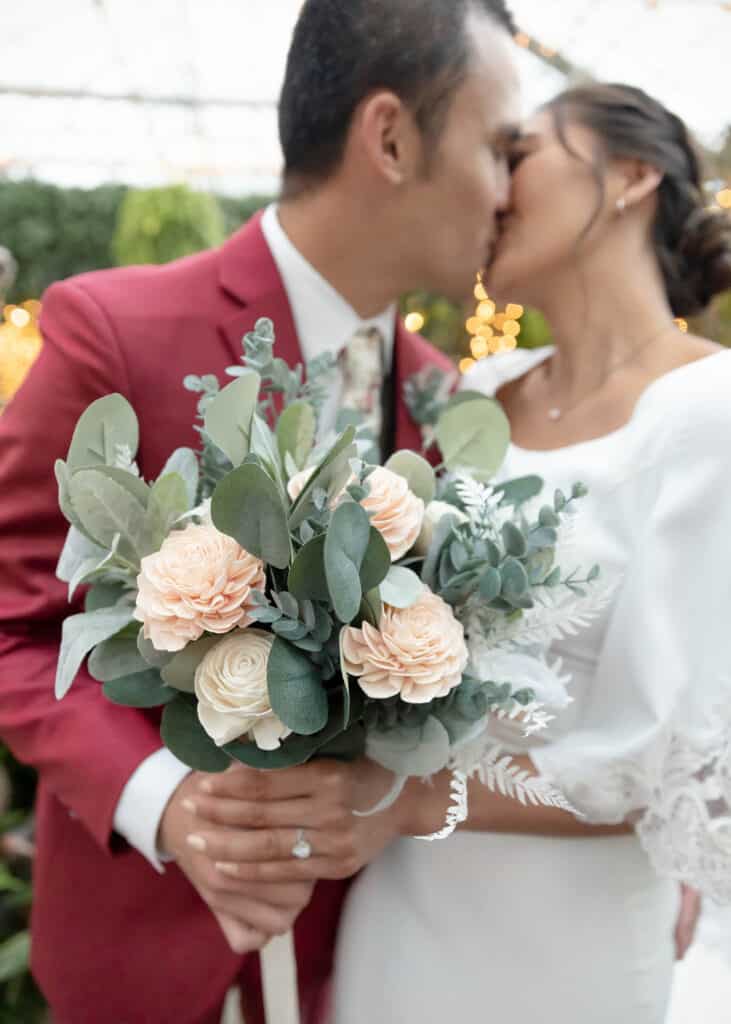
[402,15,521,303]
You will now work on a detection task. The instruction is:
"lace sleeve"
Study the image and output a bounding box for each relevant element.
[531,376,731,901]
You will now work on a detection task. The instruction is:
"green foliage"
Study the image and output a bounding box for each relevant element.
[0,179,125,301]
[266,637,329,734]
[112,184,225,266]
[161,695,230,772]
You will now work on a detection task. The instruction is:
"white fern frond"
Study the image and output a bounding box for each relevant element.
[469,745,581,814]
[114,443,141,477]
[414,770,469,841]
[487,576,618,650]
[453,474,500,525]
[494,700,556,737]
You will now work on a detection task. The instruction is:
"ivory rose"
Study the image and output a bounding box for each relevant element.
[134,522,266,652]
[194,630,290,748]
[412,500,469,557]
[341,591,469,703]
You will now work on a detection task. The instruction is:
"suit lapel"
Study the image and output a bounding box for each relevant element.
[218,211,303,371]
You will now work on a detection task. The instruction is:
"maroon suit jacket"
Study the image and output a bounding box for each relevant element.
[0,212,454,1024]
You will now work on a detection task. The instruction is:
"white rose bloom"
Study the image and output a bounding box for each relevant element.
[412,500,469,557]
[194,630,291,749]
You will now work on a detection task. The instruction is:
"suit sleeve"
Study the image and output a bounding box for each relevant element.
[0,279,165,851]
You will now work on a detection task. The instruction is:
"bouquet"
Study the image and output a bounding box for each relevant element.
[54,318,604,825]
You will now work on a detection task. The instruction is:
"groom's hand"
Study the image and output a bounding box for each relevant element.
[183,759,404,885]
[159,770,315,952]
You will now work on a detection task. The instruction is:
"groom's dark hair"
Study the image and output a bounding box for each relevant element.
[278,0,515,197]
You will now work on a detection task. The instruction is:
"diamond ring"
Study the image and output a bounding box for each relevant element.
[291,828,312,860]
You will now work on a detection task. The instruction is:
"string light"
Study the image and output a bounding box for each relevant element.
[674,318,689,333]
[0,301,43,407]
[404,311,425,333]
[717,188,731,209]
[9,308,31,328]
[461,273,525,371]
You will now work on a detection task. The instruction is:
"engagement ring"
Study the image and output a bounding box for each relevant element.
[291,828,312,860]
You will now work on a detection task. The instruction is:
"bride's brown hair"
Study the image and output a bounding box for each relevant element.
[545,82,731,317]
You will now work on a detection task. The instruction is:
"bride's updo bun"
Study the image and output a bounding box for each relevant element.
[546,83,731,317]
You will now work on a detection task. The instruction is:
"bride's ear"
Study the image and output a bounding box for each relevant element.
[613,158,664,212]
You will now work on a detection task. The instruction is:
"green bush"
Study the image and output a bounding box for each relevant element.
[112,184,226,267]
[0,180,125,302]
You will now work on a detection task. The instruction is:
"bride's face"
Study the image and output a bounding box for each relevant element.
[484,109,618,304]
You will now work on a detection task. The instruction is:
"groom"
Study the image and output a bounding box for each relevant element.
[0,1,520,1021]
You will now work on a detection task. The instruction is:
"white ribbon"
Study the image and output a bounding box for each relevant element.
[261,929,301,1024]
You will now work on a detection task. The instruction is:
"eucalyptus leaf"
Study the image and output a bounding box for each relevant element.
[67,393,139,472]
[160,634,222,693]
[288,426,357,530]
[324,502,372,623]
[500,557,530,600]
[338,632,351,727]
[69,469,148,565]
[365,716,451,776]
[384,450,436,504]
[422,512,460,589]
[288,535,330,601]
[478,566,502,602]
[103,669,177,708]
[529,526,558,549]
[211,462,291,569]
[359,588,383,627]
[250,413,284,485]
[379,566,424,609]
[161,696,231,772]
[137,629,176,668]
[145,472,189,551]
[55,460,95,540]
[81,465,150,508]
[538,505,561,528]
[225,706,344,770]
[85,581,127,612]
[203,371,260,467]
[277,401,316,472]
[267,636,329,734]
[359,527,392,594]
[435,398,510,480]
[55,604,135,698]
[160,448,199,508]
[502,521,528,558]
[494,475,544,508]
[56,526,107,584]
[88,631,148,681]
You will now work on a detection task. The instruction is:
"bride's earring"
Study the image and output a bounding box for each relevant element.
[616,196,627,215]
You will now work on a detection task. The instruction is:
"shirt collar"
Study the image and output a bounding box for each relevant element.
[260,203,396,371]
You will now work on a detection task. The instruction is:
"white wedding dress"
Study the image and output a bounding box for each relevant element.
[331,346,731,1024]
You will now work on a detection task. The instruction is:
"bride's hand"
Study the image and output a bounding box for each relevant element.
[183,758,407,883]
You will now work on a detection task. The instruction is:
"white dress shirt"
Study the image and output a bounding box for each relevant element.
[113,204,397,870]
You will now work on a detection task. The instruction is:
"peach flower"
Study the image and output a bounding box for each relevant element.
[194,630,291,748]
[134,522,266,652]
[341,591,468,703]
[361,467,424,560]
[288,464,424,560]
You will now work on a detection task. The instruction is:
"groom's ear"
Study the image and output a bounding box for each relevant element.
[356,90,425,186]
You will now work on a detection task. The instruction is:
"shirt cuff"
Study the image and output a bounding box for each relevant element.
[113,747,192,873]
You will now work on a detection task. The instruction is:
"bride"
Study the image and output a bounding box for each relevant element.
[194,83,731,1022]
[333,82,731,1023]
